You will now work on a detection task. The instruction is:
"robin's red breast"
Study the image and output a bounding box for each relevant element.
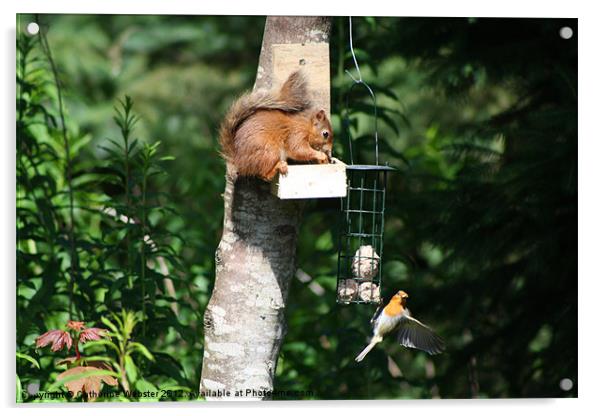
[355,290,445,362]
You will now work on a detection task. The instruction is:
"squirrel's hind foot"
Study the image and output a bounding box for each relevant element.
[262,160,288,182]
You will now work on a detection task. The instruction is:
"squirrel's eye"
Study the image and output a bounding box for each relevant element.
[322,131,329,139]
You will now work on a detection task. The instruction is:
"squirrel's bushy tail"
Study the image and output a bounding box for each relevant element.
[219,70,310,162]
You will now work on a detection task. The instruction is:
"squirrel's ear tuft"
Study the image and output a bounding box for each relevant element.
[315,109,326,121]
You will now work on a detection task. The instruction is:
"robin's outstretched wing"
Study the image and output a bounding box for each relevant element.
[396,316,445,355]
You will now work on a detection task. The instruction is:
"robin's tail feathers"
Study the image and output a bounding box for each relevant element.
[355,336,382,362]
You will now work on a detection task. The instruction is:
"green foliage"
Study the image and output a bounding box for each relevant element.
[17,14,576,400]
[77,310,179,401]
[283,16,576,399]
[17,19,199,402]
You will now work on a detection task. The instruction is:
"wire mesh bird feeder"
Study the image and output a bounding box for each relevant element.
[336,17,396,305]
[336,163,394,305]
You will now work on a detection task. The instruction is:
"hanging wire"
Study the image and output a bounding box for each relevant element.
[346,16,363,83]
[344,16,379,166]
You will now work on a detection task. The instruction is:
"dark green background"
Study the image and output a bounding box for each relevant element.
[17,15,577,399]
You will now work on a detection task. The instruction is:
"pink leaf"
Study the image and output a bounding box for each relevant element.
[79,328,110,344]
[66,321,86,331]
[36,329,72,352]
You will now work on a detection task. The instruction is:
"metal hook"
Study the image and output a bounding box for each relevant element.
[344,17,380,166]
[348,17,363,83]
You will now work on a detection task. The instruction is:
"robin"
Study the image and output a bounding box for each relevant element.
[355,290,445,362]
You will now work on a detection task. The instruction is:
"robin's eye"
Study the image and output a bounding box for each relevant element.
[322,131,329,139]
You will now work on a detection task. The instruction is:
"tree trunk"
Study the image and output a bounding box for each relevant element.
[199,16,332,400]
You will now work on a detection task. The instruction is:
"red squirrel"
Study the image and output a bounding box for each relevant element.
[219,71,334,182]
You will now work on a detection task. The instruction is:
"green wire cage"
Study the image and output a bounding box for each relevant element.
[336,164,395,304]
[335,16,397,305]
[335,72,397,304]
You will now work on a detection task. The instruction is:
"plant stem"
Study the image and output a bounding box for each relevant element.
[119,353,130,392]
[119,315,130,392]
[37,17,78,320]
[124,117,132,289]
[141,163,147,336]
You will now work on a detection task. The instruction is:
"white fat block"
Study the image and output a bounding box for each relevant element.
[358,282,380,303]
[337,279,358,302]
[352,245,380,280]
[337,279,380,303]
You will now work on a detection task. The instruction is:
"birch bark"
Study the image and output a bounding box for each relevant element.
[199,17,332,400]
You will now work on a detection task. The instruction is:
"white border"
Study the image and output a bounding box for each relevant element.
[3,1,601,415]
[4,0,585,17]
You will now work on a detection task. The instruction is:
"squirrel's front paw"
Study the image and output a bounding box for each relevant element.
[278,161,289,175]
[315,152,329,164]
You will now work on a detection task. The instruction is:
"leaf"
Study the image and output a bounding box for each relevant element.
[364,16,377,29]
[55,356,80,366]
[148,352,187,384]
[55,364,118,402]
[100,315,120,335]
[84,356,120,370]
[128,138,139,154]
[134,378,159,402]
[127,342,154,361]
[80,339,121,355]
[98,145,121,159]
[109,137,129,152]
[16,352,40,369]
[124,355,138,383]
[17,374,23,403]
[35,329,72,352]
